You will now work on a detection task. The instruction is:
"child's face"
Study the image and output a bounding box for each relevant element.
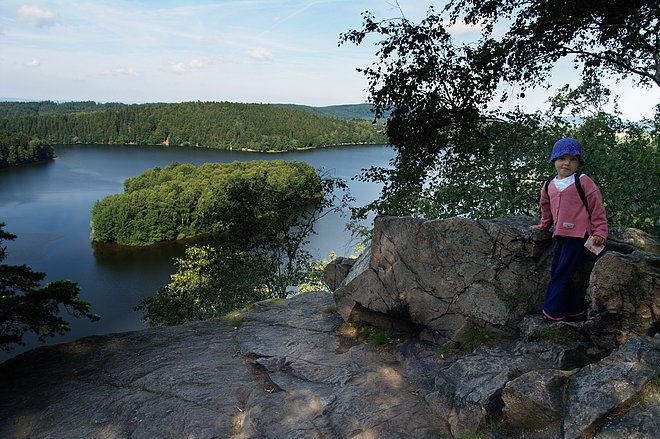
[553,154,580,178]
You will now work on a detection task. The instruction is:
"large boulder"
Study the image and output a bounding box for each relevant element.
[500,368,577,438]
[495,335,660,439]
[424,340,572,437]
[586,250,660,351]
[564,336,660,439]
[328,215,554,346]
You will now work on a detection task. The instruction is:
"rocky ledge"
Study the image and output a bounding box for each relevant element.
[1,292,450,439]
[1,215,658,439]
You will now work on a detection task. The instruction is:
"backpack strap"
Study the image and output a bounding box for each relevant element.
[543,174,553,200]
[573,171,591,219]
[544,171,591,219]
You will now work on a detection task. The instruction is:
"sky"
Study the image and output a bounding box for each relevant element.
[1,0,658,120]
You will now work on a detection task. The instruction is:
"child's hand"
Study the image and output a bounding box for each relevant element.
[590,235,605,247]
[530,224,545,230]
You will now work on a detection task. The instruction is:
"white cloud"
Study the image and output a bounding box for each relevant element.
[446,22,482,37]
[169,62,187,74]
[189,58,208,68]
[115,67,138,76]
[168,59,210,74]
[247,47,274,61]
[25,58,41,67]
[16,5,59,28]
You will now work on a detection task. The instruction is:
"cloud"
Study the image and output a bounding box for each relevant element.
[247,47,274,61]
[115,67,138,76]
[168,59,209,74]
[446,22,482,36]
[169,62,187,74]
[25,58,40,67]
[189,58,207,68]
[16,5,59,28]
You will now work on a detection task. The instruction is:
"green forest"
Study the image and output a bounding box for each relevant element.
[90,160,321,246]
[0,101,387,151]
[0,130,54,168]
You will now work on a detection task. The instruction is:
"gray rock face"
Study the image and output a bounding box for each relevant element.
[587,250,660,351]
[327,216,658,352]
[0,292,450,439]
[500,368,576,436]
[330,215,554,346]
[563,336,660,439]
[423,335,660,439]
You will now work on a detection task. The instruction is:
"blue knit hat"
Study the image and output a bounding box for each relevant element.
[548,137,585,164]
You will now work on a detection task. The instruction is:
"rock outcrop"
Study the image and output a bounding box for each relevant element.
[331,216,555,346]
[0,292,450,439]
[586,250,660,351]
[325,215,659,438]
[2,215,658,439]
[327,216,658,350]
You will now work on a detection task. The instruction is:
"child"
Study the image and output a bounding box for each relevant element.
[532,137,608,322]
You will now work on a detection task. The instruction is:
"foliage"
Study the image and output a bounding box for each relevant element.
[224,172,350,299]
[296,254,334,294]
[136,172,351,325]
[0,130,54,168]
[0,101,387,151]
[275,103,389,121]
[445,0,660,90]
[135,245,268,326]
[0,100,124,117]
[91,160,322,246]
[341,2,659,235]
[0,223,99,351]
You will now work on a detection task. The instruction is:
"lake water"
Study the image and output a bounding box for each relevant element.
[0,144,394,361]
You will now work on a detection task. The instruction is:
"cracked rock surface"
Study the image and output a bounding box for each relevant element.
[331,215,554,346]
[0,292,449,439]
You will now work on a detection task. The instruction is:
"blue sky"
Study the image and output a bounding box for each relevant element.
[1,1,657,120]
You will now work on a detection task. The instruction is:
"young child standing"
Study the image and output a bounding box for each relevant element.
[532,137,608,322]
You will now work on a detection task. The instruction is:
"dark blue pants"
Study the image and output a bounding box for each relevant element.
[543,237,587,321]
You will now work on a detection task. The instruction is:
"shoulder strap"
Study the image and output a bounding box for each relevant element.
[543,174,554,199]
[574,171,591,219]
[544,172,591,218]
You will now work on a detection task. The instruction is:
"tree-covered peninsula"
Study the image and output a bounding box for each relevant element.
[90,160,321,246]
[0,101,387,151]
[0,131,54,169]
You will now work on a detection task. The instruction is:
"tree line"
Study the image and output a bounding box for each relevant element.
[0,100,125,117]
[90,160,322,246]
[0,101,387,151]
[0,130,54,168]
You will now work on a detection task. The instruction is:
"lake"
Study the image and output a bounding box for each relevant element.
[0,143,394,362]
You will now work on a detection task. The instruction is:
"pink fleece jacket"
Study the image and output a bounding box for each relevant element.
[539,174,608,240]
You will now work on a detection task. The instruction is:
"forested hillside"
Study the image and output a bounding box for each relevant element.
[0,101,387,151]
[274,103,386,120]
[90,160,321,246]
[0,101,124,117]
[0,130,54,168]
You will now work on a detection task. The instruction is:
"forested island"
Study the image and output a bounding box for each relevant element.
[90,160,321,246]
[0,130,54,168]
[0,101,386,151]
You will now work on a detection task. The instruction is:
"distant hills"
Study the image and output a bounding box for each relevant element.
[0,101,388,151]
[0,100,383,121]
